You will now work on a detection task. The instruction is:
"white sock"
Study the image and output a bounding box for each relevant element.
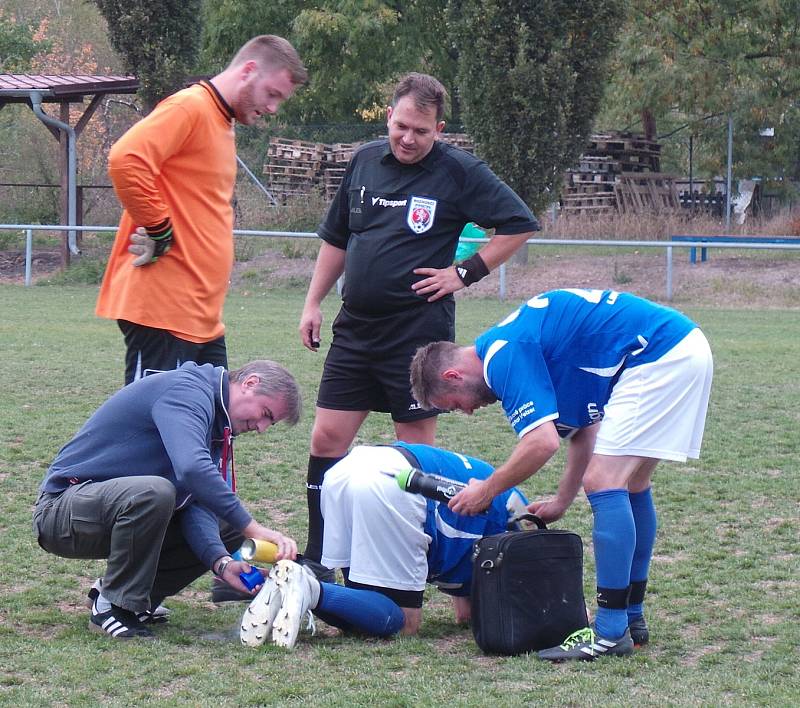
[94,592,112,612]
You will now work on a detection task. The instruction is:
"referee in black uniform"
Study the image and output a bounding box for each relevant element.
[298,72,540,569]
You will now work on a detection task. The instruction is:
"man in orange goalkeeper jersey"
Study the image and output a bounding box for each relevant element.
[97,35,307,384]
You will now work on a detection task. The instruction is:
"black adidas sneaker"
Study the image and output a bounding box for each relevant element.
[538,626,634,662]
[89,599,155,639]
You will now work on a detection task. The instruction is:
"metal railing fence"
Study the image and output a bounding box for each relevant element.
[3,223,799,300]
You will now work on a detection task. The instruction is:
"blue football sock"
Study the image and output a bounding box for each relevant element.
[588,488,635,640]
[313,582,405,637]
[628,487,657,620]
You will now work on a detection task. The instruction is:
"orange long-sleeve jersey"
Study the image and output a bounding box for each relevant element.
[96,81,237,343]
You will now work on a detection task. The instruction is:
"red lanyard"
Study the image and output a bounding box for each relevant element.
[220,426,237,492]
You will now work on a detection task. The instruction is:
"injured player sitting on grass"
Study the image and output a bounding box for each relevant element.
[239,443,529,649]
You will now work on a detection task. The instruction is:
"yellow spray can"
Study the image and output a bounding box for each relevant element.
[240,538,279,564]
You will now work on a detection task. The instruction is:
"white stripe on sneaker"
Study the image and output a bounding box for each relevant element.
[102,618,129,635]
[579,638,617,657]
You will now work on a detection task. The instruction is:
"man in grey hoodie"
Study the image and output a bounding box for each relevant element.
[33,360,301,639]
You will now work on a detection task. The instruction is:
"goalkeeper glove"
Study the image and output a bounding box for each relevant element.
[128,219,174,266]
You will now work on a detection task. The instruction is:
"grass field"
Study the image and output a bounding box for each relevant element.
[1,285,798,707]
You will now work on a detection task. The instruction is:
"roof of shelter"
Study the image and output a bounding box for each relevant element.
[0,74,139,103]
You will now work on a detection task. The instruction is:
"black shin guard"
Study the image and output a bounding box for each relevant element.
[596,585,632,610]
[629,579,648,605]
[303,455,344,562]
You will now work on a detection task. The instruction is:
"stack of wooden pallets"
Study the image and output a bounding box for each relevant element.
[263,133,478,202]
[614,172,681,215]
[264,138,326,200]
[560,155,619,214]
[321,142,360,200]
[561,132,680,216]
[587,133,661,173]
[439,133,475,153]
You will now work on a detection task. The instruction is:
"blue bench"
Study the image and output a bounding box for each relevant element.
[671,235,800,263]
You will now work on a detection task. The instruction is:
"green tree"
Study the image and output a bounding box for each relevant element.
[0,12,47,71]
[598,0,800,184]
[200,0,457,125]
[450,0,624,213]
[93,0,203,112]
[292,1,416,123]
[200,0,297,73]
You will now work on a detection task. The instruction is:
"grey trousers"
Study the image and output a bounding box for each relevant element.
[33,477,243,613]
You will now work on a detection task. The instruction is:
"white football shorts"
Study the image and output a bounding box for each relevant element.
[594,327,713,462]
[320,445,429,591]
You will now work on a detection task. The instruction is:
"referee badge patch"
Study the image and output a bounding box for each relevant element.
[407,196,437,234]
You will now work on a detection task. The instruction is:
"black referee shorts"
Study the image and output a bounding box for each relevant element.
[317,301,455,422]
[118,320,227,385]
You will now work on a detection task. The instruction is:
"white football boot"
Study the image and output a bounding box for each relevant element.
[271,560,319,650]
[239,566,283,647]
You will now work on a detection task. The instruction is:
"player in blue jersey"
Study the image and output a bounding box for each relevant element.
[409,288,713,661]
[239,443,527,649]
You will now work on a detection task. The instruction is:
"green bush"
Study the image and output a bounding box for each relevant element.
[37,256,106,286]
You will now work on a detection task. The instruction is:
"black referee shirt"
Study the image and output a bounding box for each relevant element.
[317,139,539,315]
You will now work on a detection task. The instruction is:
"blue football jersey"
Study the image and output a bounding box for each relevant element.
[475,289,697,439]
[396,442,527,596]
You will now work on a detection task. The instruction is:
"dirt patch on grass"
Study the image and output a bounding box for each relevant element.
[245,497,297,525]
[682,643,723,667]
[231,250,315,290]
[226,248,800,309]
[0,249,61,282]
[462,251,800,308]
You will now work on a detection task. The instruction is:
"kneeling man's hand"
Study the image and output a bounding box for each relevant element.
[527,497,567,523]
